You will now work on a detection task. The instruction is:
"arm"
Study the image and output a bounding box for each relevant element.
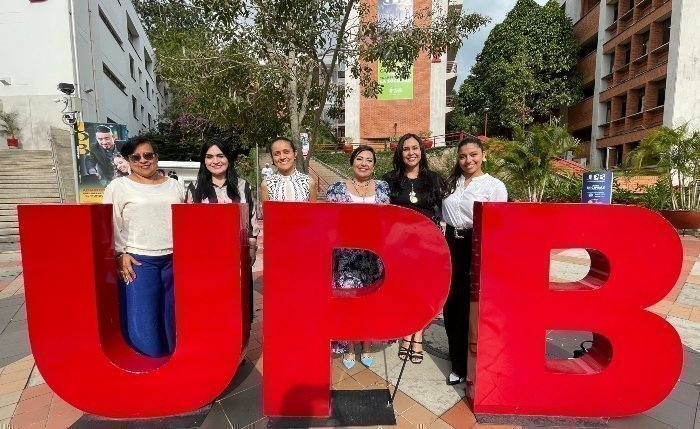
[103,182,141,283]
[492,181,509,202]
[309,178,318,202]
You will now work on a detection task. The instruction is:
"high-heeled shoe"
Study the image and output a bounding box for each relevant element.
[398,339,412,361]
[342,353,356,369]
[361,352,374,367]
[409,341,423,364]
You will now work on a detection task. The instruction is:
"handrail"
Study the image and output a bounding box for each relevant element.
[47,133,66,203]
[308,165,331,194]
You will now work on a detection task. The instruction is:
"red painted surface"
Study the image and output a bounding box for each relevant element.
[262,202,451,417]
[18,204,249,418]
[468,203,683,417]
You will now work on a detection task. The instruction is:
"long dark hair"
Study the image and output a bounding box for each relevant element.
[446,136,485,193]
[385,133,441,203]
[191,138,240,203]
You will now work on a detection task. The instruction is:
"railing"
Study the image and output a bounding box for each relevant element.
[446,95,456,107]
[47,134,66,203]
[446,61,458,74]
[308,165,331,195]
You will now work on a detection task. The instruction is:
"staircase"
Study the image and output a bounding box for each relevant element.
[0,150,62,250]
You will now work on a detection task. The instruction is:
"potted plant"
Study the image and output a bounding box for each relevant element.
[389,135,399,150]
[342,136,353,154]
[625,124,700,229]
[0,111,20,149]
[419,130,433,148]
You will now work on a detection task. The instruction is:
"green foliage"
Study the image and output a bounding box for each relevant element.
[455,0,581,135]
[493,118,580,202]
[135,0,488,171]
[0,111,20,137]
[636,181,672,211]
[541,175,581,203]
[625,124,700,210]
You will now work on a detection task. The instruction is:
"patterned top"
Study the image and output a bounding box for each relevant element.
[326,180,390,289]
[265,170,311,201]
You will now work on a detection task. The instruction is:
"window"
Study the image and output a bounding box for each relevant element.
[126,14,140,52]
[637,89,645,113]
[99,7,122,46]
[583,83,595,98]
[662,18,672,45]
[579,35,597,59]
[657,83,666,106]
[129,55,135,80]
[626,0,633,12]
[140,106,145,123]
[146,81,150,100]
[103,63,125,92]
[612,5,618,22]
[623,44,631,64]
[337,70,345,79]
[132,96,138,119]
[148,113,152,128]
[144,50,153,75]
[607,54,614,74]
[605,101,612,122]
[640,32,650,56]
[614,145,623,167]
[620,99,627,118]
[138,69,143,90]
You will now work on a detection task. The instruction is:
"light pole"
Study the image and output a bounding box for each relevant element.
[483,107,490,137]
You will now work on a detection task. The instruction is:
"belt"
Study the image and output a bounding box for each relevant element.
[446,224,471,239]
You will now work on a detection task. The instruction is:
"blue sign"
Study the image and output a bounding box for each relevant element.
[581,171,613,204]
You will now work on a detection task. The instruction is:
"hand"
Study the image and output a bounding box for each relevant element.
[249,240,258,266]
[117,254,142,284]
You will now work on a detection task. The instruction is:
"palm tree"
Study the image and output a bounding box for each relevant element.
[0,111,20,139]
[497,118,580,202]
[625,124,700,211]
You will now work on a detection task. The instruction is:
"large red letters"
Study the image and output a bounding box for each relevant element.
[18,204,249,418]
[468,203,683,417]
[17,202,684,419]
[262,202,451,416]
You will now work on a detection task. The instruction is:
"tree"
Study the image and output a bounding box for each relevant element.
[455,0,581,136]
[135,0,488,171]
[625,124,700,211]
[495,118,580,202]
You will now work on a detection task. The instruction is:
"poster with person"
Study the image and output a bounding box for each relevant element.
[75,122,129,203]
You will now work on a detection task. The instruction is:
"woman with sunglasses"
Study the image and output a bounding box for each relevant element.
[441,136,507,386]
[261,137,317,202]
[326,145,390,369]
[186,138,259,325]
[382,133,446,365]
[103,136,186,357]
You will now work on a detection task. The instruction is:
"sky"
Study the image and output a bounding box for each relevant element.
[455,0,549,88]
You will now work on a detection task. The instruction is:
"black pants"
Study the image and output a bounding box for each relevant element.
[443,225,472,378]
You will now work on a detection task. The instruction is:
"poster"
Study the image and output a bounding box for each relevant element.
[378,61,414,100]
[581,171,613,204]
[75,122,129,203]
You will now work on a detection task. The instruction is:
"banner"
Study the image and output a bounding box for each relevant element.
[76,122,129,203]
[581,171,613,204]
[378,61,414,100]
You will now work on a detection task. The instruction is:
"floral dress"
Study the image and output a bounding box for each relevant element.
[326,180,393,354]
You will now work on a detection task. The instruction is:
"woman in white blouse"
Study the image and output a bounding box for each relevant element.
[441,136,507,386]
[261,137,317,202]
[103,136,186,357]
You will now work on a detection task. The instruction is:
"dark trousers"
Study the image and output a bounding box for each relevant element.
[118,253,175,357]
[443,225,472,378]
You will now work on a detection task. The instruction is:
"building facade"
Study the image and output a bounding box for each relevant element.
[0,0,167,150]
[344,0,461,146]
[560,0,700,169]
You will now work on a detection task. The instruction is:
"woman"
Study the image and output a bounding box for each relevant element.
[112,154,130,177]
[103,136,186,357]
[441,136,507,385]
[186,139,259,325]
[326,145,391,369]
[261,137,317,202]
[383,133,445,364]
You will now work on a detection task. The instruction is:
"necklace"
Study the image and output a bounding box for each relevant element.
[351,179,371,202]
[409,180,418,204]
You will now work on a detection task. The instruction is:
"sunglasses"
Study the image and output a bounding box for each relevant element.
[127,152,157,162]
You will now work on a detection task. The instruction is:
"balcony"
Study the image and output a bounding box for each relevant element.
[604,0,671,48]
[446,61,457,79]
[577,51,597,85]
[446,95,456,112]
[573,2,600,44]
[568,97,594,131]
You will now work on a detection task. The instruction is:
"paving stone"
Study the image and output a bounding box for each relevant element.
[218,381,264,428]
[668,317,700,353]
[678,283,700,307]
[646,397,696,429]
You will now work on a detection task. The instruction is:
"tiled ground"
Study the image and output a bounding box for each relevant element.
[1,234,700,428]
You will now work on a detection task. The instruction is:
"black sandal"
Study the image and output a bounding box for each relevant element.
[409,341,423,364]
[398,339,412,361]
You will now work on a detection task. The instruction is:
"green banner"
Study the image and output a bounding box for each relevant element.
[378,62,413,100]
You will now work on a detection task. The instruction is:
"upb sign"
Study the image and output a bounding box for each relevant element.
[18,202,683,419]
[582,171,614,204]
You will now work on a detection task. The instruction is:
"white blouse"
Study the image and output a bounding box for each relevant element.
[265,171,311,201]
[441,174,507,230]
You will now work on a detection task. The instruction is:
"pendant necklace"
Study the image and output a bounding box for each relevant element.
[409,180,418,204]
[352,179,371,202]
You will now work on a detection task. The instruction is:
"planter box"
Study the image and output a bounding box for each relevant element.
[660,210,700,230]
[6,137,19,149]
[422,138,433,148]
[342,144,353,154]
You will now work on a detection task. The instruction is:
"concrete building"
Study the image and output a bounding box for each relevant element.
[560,0,700,169]
[344,0,462,146]
[0,0,168,150]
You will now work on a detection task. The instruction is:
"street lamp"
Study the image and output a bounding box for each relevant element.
[483,108,490,137]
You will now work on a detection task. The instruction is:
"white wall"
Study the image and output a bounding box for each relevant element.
[665,0,700,130]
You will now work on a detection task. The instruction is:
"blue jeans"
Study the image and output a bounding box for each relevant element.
[118,253,175,357]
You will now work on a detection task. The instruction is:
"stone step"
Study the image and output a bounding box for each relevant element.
[0,191,61,199]
[0,183,59,190]
[0,235,20,244]
[0,150,52,156]
[0,227,18,236]
[0,221,19,229]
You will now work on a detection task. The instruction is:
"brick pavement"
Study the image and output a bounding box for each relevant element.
[0,235,699,428]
